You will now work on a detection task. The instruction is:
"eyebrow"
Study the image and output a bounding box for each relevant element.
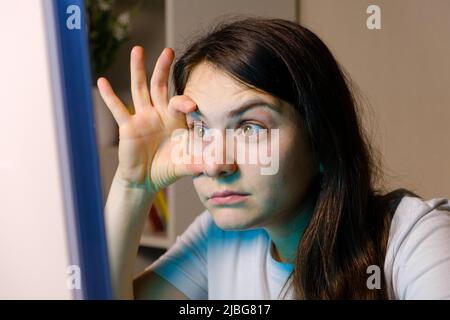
[189,98,281,119]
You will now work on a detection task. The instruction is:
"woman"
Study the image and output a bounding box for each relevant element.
[99,17,450,299]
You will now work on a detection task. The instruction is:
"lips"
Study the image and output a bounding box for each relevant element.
[209,190,250,199]
[208,190,251,206]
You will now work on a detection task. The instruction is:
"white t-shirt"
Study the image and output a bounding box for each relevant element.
[148,196,450,299]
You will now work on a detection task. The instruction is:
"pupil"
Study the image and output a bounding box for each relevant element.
[196,126,204,137]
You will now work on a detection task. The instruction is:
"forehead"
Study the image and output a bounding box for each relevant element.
[184,61,278,107]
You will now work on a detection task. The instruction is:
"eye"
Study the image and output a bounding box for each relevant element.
[240,122,264,137]
[190,121,209,139]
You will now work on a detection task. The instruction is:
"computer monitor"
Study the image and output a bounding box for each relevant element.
[0,0,112,299]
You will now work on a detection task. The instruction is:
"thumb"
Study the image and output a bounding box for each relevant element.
[176,160,204,178]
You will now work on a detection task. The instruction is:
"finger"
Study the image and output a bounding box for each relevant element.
[97,77,130,126]
[150,47,174,109]
[172,129,204,177]
[130,46,152,112]
[167,95,197,119]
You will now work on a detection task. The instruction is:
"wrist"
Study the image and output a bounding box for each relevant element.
[115,170,159,194]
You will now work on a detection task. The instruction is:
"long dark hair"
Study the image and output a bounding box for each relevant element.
[172,17,418,299]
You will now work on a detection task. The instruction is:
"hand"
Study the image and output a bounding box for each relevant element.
[97,46,202,193]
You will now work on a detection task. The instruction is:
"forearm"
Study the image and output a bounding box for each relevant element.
[104,167,155,299]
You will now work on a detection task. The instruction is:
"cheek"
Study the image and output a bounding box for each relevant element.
[241,167,284,204]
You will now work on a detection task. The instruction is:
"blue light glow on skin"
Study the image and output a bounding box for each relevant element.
[184,61,319,263]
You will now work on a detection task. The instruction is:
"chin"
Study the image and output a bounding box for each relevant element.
[209,207,259,231]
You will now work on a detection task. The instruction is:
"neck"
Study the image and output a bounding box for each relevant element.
[265,181,318,264]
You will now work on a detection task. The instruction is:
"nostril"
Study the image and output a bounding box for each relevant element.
[200,153,238,177]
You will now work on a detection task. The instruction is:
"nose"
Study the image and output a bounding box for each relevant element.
[203,160,237,177]
[202,136,238,178]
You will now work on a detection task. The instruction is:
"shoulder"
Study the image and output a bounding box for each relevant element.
[387,195,450,250]
[384,195,450,299]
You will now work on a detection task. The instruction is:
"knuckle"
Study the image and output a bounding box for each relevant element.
[151,82,167,90]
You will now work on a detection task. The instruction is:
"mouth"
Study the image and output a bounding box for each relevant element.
[208,190,251,205]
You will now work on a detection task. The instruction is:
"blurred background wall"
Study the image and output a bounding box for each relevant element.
[299,0,450,198]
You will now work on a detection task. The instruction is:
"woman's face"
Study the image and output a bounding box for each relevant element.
[184,61,318,231]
